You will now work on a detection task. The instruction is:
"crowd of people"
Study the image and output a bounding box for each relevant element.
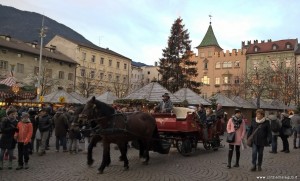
[0,95,299,173]
[0,104,89,170]
[225,108,300,172]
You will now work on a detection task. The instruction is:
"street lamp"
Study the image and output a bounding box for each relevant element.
[36,16,47,102]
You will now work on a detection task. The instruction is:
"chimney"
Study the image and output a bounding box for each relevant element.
[254,40,258,44]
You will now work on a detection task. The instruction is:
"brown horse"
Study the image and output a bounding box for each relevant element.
[80,97,158,174]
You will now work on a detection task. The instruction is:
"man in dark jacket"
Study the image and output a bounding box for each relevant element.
[0,108,18,170]
[36,108,52,156]
[53,108,69,152]
[154,93,173,113]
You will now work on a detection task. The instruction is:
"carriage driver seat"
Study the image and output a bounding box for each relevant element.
[172,107,195,119]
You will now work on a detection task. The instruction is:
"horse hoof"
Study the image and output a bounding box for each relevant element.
[87,159,94,166]
[97,170,104,174]
[123,166,129,171]
[142,161,148,165]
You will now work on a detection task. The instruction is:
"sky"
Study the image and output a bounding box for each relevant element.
[1,0,300,65]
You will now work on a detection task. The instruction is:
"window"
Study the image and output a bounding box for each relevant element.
[208,51,213,57]
[234,76,240,84]
[215,62,221,69]
[108,74,112,81]
[201,76,210,85]
[46,69,52,78]
[82,52,86,60]
[204,62,208,69]
[0,60,8,70]
[1,49,7,54]
[200,52,205,58]
[16,63,24,73]
[272,45,277,50]
[223,62,232,68]
[68,73,73,81]
[224,76,230,84]
[80,69,85,77]
[91,55,96,62]
[34,67,39,75]
[215,77,220,85]
[59,71,64,79]
[117,62,120,68]
[116,75,120,82]
[90,70,95,78]
[234,61,240,67]
[109,60,112,66]
[254,47,258,52]
[17,53,22,58]
[123,76,126,83]
[148,71,150,75]
[124,63,127,70]
[100,73,104,80]
[286,44,291,49]
[100,57,104,64]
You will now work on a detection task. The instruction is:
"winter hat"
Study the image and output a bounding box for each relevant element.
[56,108,64,113]
[21,112,29,118]
[234,109,241,114]
[6,108,17,116]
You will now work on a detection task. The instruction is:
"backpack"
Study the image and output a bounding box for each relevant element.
[270,119,280,132]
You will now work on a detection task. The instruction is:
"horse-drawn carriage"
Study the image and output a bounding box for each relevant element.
[152,107,224,156]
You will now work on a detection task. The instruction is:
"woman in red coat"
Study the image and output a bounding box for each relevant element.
[226,109,246,168]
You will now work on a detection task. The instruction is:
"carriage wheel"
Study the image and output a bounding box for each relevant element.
[211,135,221,151]
[176,139,192,156]
[203,141,211,150]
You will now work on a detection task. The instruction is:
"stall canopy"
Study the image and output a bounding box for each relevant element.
[95,91,118,104]
[210,93,241,107]
[230,96,256,109]
[69,92,87,104]
[174,88,211,106]
[0,76,17,86]
[122,82,182,103]
[42,89,84,104]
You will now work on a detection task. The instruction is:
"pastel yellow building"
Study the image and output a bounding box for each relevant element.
[0,35,77,94]
[47,35,132,97]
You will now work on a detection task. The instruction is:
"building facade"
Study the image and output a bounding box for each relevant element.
[47,35,132,98]
[192,23,247,99]
[0,35,77,95]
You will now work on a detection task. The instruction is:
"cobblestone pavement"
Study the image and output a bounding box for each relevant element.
[0,135,299,181]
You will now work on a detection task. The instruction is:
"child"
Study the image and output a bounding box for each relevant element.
[68,121,80,154]
[14,112,33,170]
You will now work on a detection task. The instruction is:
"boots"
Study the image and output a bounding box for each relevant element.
[227,149,233,168]
[8,161,12,169]
[24,162,29,169]
[250,165,256,171]
[0,161,3,170]
[233,151,240,167]
[257,165,262,171]
[16,165,23,170]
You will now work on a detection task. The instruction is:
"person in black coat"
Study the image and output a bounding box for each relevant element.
[247,109,272,172]
[279,113,291,153]
[0,108,18,170]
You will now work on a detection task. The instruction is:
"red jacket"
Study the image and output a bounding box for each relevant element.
[14,121,33,144]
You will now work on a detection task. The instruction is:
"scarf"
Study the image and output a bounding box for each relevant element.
[232,115,243,130]
[256,117,266,124]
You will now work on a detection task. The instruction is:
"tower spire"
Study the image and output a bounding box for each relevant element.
[209,14,212,25]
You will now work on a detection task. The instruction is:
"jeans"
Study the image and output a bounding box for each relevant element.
[55,136,67,151]
[293,128,299,147]
[0,148,14,161]
[271,135,278,152]
[280,135,289,151]
[252,143,264,166]
[39,130,49,153]
[17,142,29,166]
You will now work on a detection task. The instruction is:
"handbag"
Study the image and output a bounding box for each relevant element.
[226,132,236,143]
[247,125,261,147]
[283,128,293,136]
